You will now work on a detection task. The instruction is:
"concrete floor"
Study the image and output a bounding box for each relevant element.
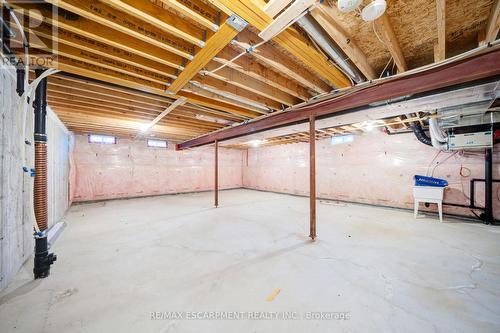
[1,189,500,332]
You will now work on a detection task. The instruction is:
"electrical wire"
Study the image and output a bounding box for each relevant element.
[379,56,393,79]
[431,151,458,177]
[426,150,442,176]
[372,21,387,47]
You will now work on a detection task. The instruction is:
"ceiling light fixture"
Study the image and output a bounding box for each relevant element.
[361,0,387,22]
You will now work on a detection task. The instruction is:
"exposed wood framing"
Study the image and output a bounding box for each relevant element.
[233,31,331,94]
[158,0,219,32]
[481,0,500,45]
[435,0,446,61]
[215,47,311,100]
[45,0,196,58]
[106,0,205,46]
[14,3,185,69]
[140,97,188,133]
[167,22,240,93]
[310,4,376,80]
[258,0,316,42]
[33,54,260,119]
[202,62,299,106]
[46,75,244,123]
[10,0,494,141]
[374,14,408,73]
[263,0,293,18]
[211,0,351,88]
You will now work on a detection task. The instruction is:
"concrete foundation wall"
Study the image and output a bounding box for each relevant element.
[243,130,500,219]
[71,135,244,202]
[0,65,70,290]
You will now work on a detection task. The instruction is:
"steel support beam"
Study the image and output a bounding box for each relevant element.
[177,48,500,150]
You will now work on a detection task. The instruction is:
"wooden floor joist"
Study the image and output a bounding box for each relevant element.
[167,22,241,93]
[213,0,351,88]
[13,3,186,69]
[215,47,311,101]
[46,77,244,123]
[36,55,260,119]
[106,0,206,47]
[45,0,196,58]
[158,0,219,32]
[233,31,331,94]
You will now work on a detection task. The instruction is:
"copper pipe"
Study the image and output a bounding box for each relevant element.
[34,141,48,231]
[214,139,218,208]
[309,115,316,240]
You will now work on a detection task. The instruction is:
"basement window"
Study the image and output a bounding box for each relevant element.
[331,135,354,145]
[147,139,168,148]
[88,134,116,144]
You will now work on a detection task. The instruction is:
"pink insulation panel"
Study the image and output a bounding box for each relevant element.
[70,135,243,202]
[243,131,500,219]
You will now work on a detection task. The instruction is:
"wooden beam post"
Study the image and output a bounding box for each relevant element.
[215,139,219,208]
[309,114,316,241]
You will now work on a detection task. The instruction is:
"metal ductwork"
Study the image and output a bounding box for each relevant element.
[297,15,365,84]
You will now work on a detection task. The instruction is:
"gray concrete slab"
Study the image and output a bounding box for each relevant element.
[1,189,499,332]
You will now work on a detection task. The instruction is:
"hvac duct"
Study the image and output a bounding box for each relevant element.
[410,122,432,146]
[428,117,448,150]
[297,15,365,84]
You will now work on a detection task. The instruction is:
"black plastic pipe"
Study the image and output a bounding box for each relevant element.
[16,67,25,96]
[33,69,56,279]
[482,148,494,224]
[33,69,48,142]
[410,122,432,146]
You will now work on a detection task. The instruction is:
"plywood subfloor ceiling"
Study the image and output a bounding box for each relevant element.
[10,0,499,142]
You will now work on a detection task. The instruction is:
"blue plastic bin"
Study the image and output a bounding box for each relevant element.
[414,175,448,187]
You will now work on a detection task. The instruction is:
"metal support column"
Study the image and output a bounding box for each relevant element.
[309,115,316,240]
[482,147,494,224]
[214,139,218,208]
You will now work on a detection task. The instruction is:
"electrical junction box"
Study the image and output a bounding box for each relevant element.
[448,131,492,150]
